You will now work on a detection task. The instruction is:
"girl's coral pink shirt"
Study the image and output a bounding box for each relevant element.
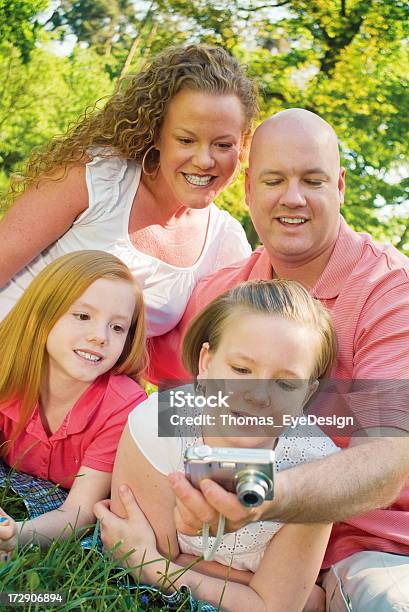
[0,373,146,488]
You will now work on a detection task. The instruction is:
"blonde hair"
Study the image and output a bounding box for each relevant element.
[183,280,337,380]
[10,44,258,200]
[0,250,147,449]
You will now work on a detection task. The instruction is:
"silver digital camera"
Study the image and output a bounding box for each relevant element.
[184,445,274,507]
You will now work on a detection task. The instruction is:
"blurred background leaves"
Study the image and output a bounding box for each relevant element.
[0,0,407,252]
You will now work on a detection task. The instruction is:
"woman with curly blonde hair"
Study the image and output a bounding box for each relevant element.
[0,44,258,337]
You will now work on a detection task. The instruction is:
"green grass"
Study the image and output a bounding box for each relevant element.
[0,445,218,612]
[0,495,198,611]
[0,382,212,611]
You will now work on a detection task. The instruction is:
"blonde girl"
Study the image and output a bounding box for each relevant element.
[96,280,339,612]
[0,250,147,557]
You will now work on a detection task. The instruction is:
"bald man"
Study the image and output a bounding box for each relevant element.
[246,109,345,287]
[148,109,409,610]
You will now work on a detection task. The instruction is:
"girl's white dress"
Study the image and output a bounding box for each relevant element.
[128,393,339,572]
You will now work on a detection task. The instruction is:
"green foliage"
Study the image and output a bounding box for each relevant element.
[0,35,113,180]
[0,0,48,62]
[1,0,408,253]
[240,0,409,254]
[216,171,260,248]
[48,0,139,56]
[0,492,198,611]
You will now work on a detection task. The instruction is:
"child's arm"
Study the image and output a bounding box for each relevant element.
[109,426,331,610]
[175,554,253,585]
[0,466,110,550]
[110,425,255,584]
[98,485,331,612]
[110,423,180,558]
[142,519,331,612]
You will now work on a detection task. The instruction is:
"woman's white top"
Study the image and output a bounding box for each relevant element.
[0,156,251,336]
[128,393,339,572]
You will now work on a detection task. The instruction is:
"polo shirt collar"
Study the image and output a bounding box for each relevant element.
[312,216,364,300]
[249,247,274,280]
[254,216,364,300]
[1,401,50,443]
[61,374,109,436]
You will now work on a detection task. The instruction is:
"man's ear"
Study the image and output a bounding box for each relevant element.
[244,167,251,208]
[338,167,346,206]
[198,342,211,378]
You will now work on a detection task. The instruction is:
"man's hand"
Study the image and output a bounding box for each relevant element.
[0,509,18,560]
[168,472,262,536]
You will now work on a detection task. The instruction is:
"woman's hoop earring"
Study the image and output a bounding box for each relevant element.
[141,145,159,178]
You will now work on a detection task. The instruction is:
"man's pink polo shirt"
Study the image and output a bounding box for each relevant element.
[0,373,146,489]
[150,215,409,565]
[150,216,409,381]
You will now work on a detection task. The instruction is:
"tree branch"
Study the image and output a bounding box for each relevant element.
[119,0,155,80]
[396,223,409,250]
[261,90,288,104]
[237,1,290,12]
[319,1,374,75]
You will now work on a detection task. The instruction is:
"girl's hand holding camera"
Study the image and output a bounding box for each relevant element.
[0,510,18,559]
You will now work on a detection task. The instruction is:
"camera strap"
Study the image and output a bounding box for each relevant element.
[202,514,225,561]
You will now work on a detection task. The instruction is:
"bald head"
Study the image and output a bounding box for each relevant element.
[244,107,345,271]
[250,108,340,170]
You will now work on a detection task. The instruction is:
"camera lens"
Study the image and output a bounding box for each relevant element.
[236,473,271,507]
[240,488,264,507]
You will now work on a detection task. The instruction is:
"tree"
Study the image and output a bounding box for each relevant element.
[230,0,409,252]
[0,0,48,61]
[1,0,408,253]
[46,0,243,78]
[47,0,138,56]
[0,36,113,206]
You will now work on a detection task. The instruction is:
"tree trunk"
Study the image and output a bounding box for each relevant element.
[119,0,155,80]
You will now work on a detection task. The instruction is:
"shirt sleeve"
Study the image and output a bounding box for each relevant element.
[214,213,252,269]
[81,386,147,472]
[350,281,409,432]
[76,154,127,225]
[127,394,182,475]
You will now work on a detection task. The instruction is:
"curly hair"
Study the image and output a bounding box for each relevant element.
[10,44,258,199]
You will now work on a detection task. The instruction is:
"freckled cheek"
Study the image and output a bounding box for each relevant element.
[112,337,126,355]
